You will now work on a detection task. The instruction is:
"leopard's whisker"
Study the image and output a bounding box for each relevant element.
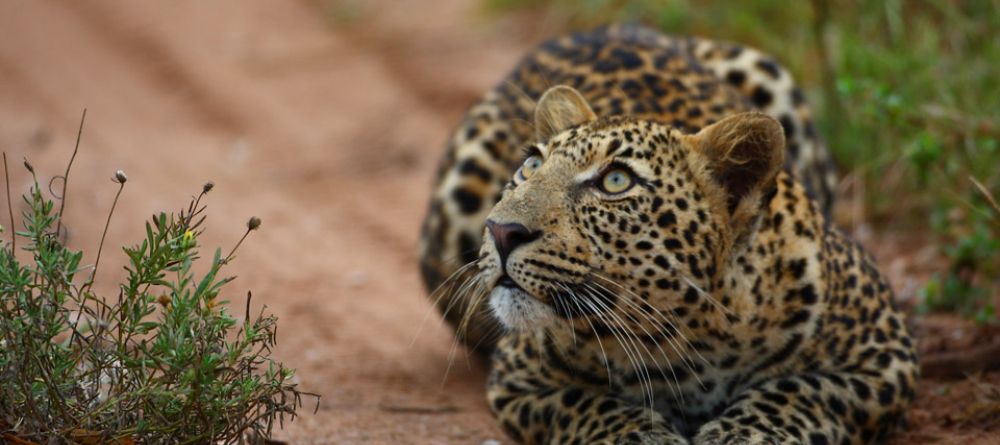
[595,300,660,424]
[440,286,473,388]
[552,282,579,347]
[411,260,480,348]
[449,268,488,330]
[589,272,713,378]
[580,288,658,417]
[586,274,706,373]
[587,273,701,360]
[582,283,678,417]
[581,281,687,407]
[536,285,570,359]
[468,322,505,352]
[580,285,659,415]
[440,327,463,389]
[578,293,652,414]
[455,276,487,339]
[443,271,489,384]
[584,274,707,404]
[431,261,480,319]
[593,277,709,398]
[567,294,615,389]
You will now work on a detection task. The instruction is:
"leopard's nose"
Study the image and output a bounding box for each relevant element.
[486,220,542,268]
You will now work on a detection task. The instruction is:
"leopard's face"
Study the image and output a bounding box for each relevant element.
[480,118,724,332]
[477,86,784,334]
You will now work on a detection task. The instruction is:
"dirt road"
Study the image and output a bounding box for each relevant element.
[0,1,994,444]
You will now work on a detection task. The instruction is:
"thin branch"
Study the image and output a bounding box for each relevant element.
[56,109,87,237]
[223,217,260,264]
[969,175,1000,219]
[85,180,125,290]
[223,229,252,265]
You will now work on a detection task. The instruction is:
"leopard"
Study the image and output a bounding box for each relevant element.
[418,25,917,444]
[419,24,837,353]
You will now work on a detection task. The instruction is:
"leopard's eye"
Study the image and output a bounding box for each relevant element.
[517,155,543,181]
[599,168,634,194]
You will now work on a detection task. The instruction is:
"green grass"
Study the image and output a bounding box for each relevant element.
[484,0,1000,322]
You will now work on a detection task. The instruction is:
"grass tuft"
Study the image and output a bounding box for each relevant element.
[0,119,316,443]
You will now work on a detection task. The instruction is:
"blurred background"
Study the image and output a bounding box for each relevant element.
[0,0,996,443]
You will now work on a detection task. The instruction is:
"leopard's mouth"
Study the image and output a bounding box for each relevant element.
[488,275,555,330]
[489,272,617,321]
[496,275,521,290]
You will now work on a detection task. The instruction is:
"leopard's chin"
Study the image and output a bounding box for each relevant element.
[488,285,555,331]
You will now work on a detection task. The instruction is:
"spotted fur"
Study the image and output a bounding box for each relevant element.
[419,25,914,444]
[419,25,836,351]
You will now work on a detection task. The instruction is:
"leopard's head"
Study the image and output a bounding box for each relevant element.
[478,85,785,333]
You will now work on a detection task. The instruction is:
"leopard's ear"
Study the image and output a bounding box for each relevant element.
[534,86,597,141]
[686,112,785,223]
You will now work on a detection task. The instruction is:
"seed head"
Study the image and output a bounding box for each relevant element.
[113,170,128,184]
[247,216,262,231]
[23,159,34,174]
[203,181,215,194]
[157,295,171,307]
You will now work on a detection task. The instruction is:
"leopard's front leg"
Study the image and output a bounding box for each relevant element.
[488,333,688,445]
[693,367,916,445]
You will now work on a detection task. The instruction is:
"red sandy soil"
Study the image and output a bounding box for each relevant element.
[0,1,995,444]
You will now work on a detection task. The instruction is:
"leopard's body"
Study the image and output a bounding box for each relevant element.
[420,25,836,352]
[418,25,916,444]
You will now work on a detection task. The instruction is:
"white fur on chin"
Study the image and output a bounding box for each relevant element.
[489,286,555,331]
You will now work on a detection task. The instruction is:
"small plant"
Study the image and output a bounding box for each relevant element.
[0,118,315,443]
[920,178,1000,324]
